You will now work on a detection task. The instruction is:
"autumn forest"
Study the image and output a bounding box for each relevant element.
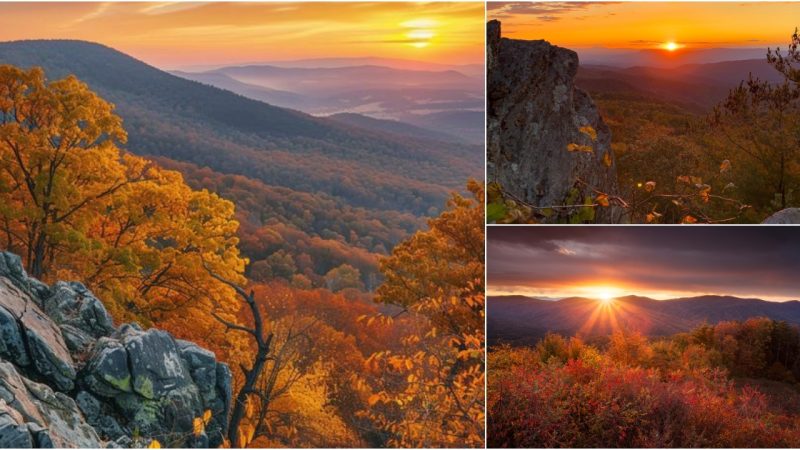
[487,2,800,224]
[0,2,484,448]
[6,2,800,450]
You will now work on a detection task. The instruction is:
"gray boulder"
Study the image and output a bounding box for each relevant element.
[0,360,102,447]
[487,20,622,223]
[0,252,49,300]
[762,208,800,224]
[0,251,233,448]
[0,406,33,448]
[80,325,229,447]
[0,277,75,391]
[43,281,115,350]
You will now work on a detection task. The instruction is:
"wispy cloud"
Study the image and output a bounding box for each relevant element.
[138,3,206,16]
[68,2,112,26]
[489,2,618,22]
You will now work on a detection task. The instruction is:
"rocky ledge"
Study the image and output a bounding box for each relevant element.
[487,20,622,223]
[0,252,231,448]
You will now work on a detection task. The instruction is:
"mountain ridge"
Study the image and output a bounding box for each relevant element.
[0,39,481,215]
[488,293,800,346]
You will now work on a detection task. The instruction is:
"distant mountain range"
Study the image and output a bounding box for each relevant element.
[171,62,484,144]
[0,39,483,285]
[174,56,485,78]
[488,294,800,346]
[577,58,786,112]
[576,47,772,69]
[0,40,481,215]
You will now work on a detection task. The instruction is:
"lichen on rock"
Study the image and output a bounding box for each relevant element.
[0,251,232,448]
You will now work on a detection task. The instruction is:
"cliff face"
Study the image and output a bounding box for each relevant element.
[487,20,622,223]
[0,252,231,448]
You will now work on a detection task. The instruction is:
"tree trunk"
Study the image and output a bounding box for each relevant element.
[228,341,271,446]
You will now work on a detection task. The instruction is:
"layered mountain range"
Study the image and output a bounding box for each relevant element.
[0,39,483,285]
[171,59,484,144]
[577,58,785,113]
[488,294,800,345]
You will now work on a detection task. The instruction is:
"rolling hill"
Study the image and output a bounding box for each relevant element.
[488,294,800,345]
[171,62,485,144]
[0,39,482,286]
[577,58,785,112]
[0,40,482,215]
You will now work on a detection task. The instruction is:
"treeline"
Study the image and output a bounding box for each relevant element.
[595,29,800,223]
[489,318,800,448]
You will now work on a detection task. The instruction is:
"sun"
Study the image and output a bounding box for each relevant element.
[592,286,622,304]
[663,41,680,52]
[402,18,437,49]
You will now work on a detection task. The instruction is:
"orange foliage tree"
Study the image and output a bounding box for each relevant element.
[356,180,485,447]
[0,65,246,360]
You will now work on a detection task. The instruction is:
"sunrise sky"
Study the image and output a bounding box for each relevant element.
[488,227,800,302]
[0,2,484,69]
[489,2,800,51]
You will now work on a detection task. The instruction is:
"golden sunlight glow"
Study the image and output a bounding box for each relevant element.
[573,284,625,302]
[663,41,679,51]
[0,3,484,68]
[404,18,437,49]
[594,287,620,303]
[489,3,800,50]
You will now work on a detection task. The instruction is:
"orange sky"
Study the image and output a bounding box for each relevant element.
[489,2,800,50]
[0,2,484,69]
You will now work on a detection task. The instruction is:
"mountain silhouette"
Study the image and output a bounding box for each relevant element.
[488,294,800,345]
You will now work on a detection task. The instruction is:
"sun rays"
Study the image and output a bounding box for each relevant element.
[576,294,650,337]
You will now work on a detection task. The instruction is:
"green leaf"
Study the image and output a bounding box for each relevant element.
[486,203,508,223]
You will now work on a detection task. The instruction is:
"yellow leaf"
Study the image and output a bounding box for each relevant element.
[193,417,205,437]
[567,143,594,153]
[368,393,381,406]
[596,193,610,207]
[697,184,711,203]
[202,409,212,425]
[602,152,612,167]
[579,125,598,141]
[148,440,162,449]
[682,215,698,224]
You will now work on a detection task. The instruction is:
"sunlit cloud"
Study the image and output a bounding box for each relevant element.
[488,227,800,302]
[0,2,484,68]
[138,2,206,16]
[488,2,800,49]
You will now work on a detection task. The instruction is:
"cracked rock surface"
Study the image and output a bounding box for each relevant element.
[0,252,231,448]
[487,20,623,223]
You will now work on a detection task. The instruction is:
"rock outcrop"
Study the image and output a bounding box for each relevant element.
[762,208,800,224]
[0,252,231,448]
[487,20,622,223]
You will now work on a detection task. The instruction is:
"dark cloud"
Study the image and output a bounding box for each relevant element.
[487,227,800,300]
